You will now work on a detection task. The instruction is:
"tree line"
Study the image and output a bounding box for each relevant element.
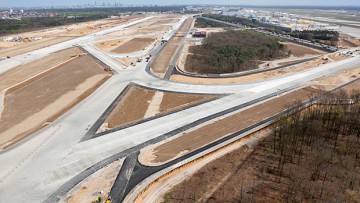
[194,18,230,28]
[204,14,339,45]
[0,14,108,35]
[186,30,286,74]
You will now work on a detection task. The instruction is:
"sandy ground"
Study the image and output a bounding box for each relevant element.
[0,47,83,92]
[112,37,156,54]
[283,42,325,57]
[140,87,322,165]
[338,36,360,48]
[0,37,75,59]
[152,18,192,77]
[0,49,111,149]
[64,158,124,203]
[105,86,156,129]
[102,85,217,131]
[137,132,268,203]
[0,16,143,58]
[115,57,136,67]
[95,38,128,52]
[310,66,360,91]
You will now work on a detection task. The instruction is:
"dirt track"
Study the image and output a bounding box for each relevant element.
[0,48,111,149]
[104,85,217,130]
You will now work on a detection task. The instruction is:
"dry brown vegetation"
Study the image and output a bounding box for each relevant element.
[0,48,111,149]
[162,88,360,203]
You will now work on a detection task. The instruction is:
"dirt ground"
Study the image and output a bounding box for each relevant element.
[0,37,75,59]
[102,85,217,131]
[0,16,144,59]
[0,47,83,92]
[310,66,360,91]
[65,159,124,203]
[95,39,128,52]
[144,87,321,164]
[105,86,156,129]
[152,18,192,77]
[0,48,111,149]
[283,42,325,57]
[112,37,156,53]
[338,35,360,48]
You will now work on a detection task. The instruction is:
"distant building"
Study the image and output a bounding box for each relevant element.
[193,31,207,38]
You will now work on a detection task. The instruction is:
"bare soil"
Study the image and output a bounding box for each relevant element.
[104,85,217,130]
[152,18,192,77]
[0,49,111,149]
[66,159,123,203]
[0,47,84,92]
[310,66,360,91]
[159,92,215,112]
[338,37,360,48]
[111,37,156,54]
[150,87,322,164]
[0,37,74,59]
[105,86,156,129]
[284,42,325,57]
[95,39,127,52]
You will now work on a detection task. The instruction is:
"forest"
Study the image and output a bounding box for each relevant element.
[202,14,256,27]
[204,14,339,45]
[186,30,286,74]
[162,88,360,203]
[265,89,360,202]
[194,18,230,28]
[0,15,107,35]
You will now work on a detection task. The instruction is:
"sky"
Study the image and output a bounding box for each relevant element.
[1,0,360,7]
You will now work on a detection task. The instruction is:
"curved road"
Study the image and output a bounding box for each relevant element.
[0,14,359,203]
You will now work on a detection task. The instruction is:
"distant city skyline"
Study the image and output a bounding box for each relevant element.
[1,0,360,8]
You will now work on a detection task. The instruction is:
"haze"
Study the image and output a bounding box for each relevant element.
[1,0,360,7]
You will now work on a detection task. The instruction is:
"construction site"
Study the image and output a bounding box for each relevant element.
[0,10,359,203]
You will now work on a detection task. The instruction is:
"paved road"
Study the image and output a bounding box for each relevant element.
[0,14,359,203]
